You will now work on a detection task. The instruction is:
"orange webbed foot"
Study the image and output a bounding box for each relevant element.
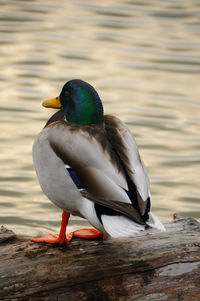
[31,211,70,245]
[31,209,106,246]
[72,228,106,239]
[31,229,105,245]
[31,233,68,245]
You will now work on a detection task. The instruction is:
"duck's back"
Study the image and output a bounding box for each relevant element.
[104,115,151,219]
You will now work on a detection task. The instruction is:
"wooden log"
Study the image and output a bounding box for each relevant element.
[0,218,200,301]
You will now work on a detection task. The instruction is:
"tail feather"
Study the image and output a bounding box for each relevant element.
[146,212,166,231]
[100,212,165,238]
[101,214,145,238]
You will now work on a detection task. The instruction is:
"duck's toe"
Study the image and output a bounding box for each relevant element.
[31,233,67,245]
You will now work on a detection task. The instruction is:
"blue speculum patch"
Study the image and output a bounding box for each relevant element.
[67,168,83,189]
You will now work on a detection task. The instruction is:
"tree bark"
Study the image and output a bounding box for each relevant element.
[0,218,200,301]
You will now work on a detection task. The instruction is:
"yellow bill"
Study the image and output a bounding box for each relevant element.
[42,96,63,109]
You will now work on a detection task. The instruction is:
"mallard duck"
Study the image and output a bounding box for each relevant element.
[31,79,165,245]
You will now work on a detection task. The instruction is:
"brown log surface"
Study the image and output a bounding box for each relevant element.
[0,218,200,301]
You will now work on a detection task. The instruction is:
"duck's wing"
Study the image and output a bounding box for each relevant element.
[104,114,151,218]
[46,120,145,224]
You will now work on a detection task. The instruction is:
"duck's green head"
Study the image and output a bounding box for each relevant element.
[42,79,104,125]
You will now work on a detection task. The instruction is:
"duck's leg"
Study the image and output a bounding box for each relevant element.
[31,211,70,245]
[31,210,106,245]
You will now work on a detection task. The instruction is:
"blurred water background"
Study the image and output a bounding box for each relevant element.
[0,0,199,237]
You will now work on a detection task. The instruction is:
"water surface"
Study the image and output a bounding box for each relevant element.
[0,0,199,237]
